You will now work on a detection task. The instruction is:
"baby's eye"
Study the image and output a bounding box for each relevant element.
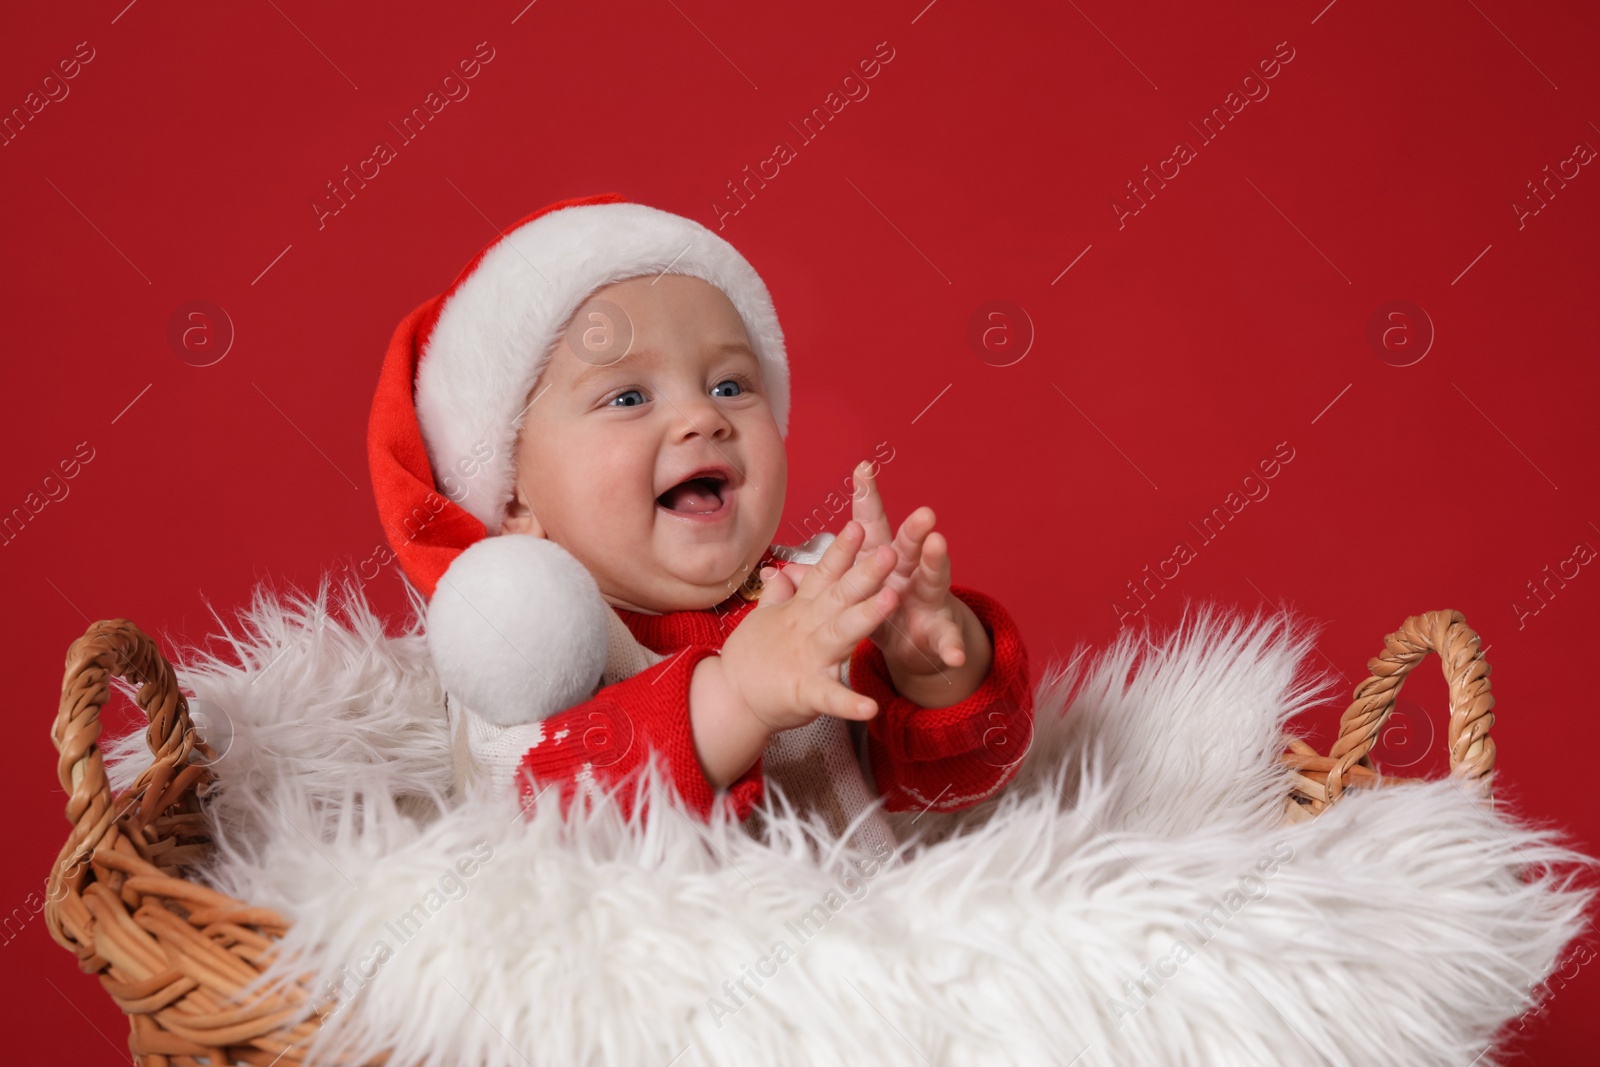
[606,373,755,408]
[712,372,757,398]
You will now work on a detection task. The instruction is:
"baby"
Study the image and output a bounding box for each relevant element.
[368,193,1034,832]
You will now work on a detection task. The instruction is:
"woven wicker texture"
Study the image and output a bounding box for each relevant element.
[1279,609,1495,821]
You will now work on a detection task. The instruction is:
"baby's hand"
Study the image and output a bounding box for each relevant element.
[763,461,969,687]
[719,519,900,732]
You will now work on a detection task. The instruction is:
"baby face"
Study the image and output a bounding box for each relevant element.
[500,274,787,614]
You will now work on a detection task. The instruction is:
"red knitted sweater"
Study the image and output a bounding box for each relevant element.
[518,545,1034,822]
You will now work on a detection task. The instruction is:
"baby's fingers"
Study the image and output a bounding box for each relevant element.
[825,540,898,613]
[931,613,966,667]
[804,676,879,722]
[756,563,800,605]
[911,530,954,600]
[796,520,868,600]
[850,460,894,556]
[891,506,938,579]
[806,579,896,671]
[763,561,812,599]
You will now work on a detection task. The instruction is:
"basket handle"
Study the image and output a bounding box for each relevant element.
[1323,609,1496,803]
[46,619,207,957]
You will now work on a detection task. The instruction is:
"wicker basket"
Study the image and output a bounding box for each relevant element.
[45,609,1496,1065]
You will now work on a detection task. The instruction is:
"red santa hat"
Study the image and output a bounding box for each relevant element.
[367,192,790,724]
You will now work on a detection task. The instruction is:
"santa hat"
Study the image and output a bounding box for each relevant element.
[368,192,790,724]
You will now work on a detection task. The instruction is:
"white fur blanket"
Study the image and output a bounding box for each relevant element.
[104,580,1595,1067]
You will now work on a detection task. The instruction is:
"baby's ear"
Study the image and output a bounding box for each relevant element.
[499,481,543,537]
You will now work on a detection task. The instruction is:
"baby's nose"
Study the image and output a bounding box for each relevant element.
[668,387,735,438]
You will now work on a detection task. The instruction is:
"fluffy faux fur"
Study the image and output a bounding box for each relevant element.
[426,534,610,725]
[414,200,791,533]
[104,581,1596,1067]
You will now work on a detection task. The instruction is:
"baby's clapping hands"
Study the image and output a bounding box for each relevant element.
[688,519,899,785]
[756,460,994,709]
[687,461,996,788]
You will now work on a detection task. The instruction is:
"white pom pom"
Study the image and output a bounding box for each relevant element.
[426,535,609,725]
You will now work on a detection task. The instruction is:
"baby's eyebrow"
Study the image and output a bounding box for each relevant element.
[569,342,756,389]
[571,349,654,389]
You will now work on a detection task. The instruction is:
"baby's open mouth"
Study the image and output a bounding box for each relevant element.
[656,474,728,515]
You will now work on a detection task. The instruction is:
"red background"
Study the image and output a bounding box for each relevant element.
[3,0,1596,1060]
